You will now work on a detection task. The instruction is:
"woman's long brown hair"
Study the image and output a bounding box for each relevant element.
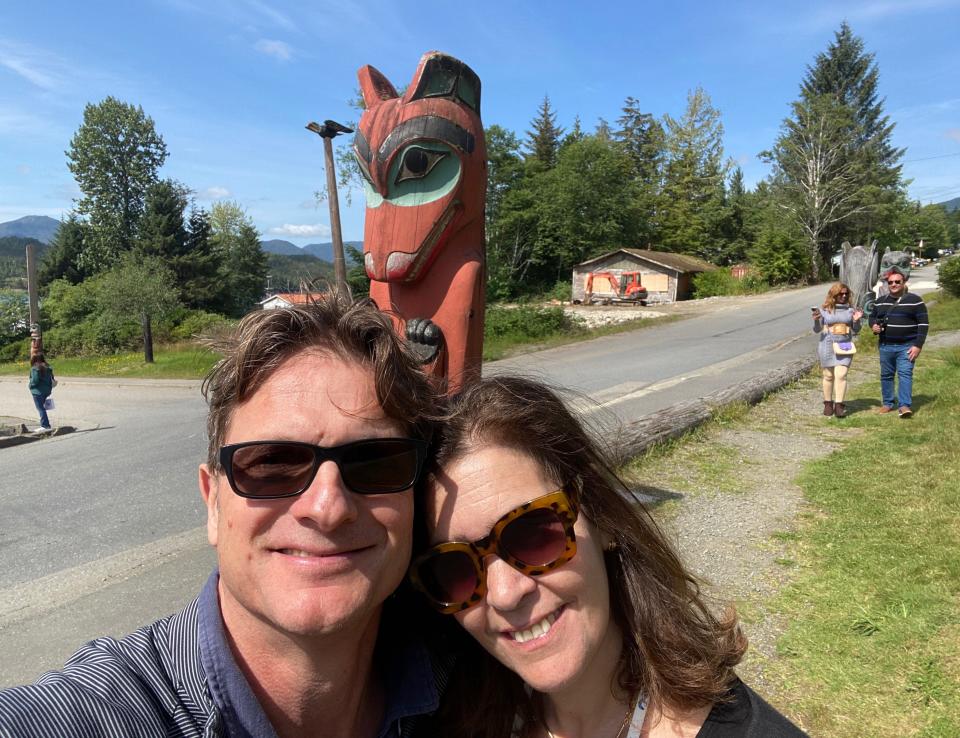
[420,376,747,737]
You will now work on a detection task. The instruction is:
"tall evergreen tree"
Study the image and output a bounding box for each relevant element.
[767,94,866,280]
[181,208,220,309]
[562,115,585,148]
[66,97,168,268]
[138,180,188,260]
[658,87,729,260]
[614,97,666,245]
[39,214,91,286]
[209,201,267,317]
[790,23,904,251]
[720,167,753,265]
[524,95,564,169]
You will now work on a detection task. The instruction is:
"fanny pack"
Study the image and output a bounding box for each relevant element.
[829,324,856,355]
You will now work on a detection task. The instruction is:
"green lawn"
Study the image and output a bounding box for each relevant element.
[0,343,220,379]
[767,292,960,737]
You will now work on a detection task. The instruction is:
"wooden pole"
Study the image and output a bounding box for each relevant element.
[306,120,354,300]
[25,243,42,356]
[322,135,349,297]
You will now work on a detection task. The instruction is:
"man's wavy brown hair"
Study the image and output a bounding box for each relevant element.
[422,375,747,737]
[201,295,439,469]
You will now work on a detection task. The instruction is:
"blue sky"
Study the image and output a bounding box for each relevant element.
[2,0,959,245]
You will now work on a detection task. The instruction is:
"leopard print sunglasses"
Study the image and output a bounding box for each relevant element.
[409,489,578,614]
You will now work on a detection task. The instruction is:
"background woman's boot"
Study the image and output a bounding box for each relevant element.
[823,401,834,416]
[834,402,846,418]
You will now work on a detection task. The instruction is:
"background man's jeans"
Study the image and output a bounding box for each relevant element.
[879,343,914,409]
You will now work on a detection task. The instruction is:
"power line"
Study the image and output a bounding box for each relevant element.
[903,151,960,164]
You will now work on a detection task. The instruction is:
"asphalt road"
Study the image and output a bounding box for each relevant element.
[0,266,940,686]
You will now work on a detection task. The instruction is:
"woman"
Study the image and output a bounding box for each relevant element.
[812,282,863,418]
[27,353,55,432]
[410,376,806,737]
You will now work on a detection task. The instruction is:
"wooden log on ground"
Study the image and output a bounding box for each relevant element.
[611,356,816,464]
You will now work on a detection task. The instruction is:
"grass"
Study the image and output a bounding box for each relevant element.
[618,290,960,736]
[761,292,960,737]
[0,342,220,379]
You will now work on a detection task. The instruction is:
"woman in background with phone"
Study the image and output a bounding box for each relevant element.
[812,282,863,418]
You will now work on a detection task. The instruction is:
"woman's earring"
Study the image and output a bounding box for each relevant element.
[603,539,618,552]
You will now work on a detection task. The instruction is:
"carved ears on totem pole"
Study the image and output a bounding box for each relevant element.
[354,51,487,395]
[839,239,880,313]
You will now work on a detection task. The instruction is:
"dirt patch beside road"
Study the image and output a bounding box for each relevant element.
[563,290,793,328]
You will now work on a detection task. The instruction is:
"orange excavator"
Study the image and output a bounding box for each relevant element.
[581,271,648,305]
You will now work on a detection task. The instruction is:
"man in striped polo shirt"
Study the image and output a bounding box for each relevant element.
[0,297,448,737]
[869,266,929,417]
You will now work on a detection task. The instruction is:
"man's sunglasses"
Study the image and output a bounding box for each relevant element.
[409,490,578,614]
[218,437,427,499]
[887,279,903,285]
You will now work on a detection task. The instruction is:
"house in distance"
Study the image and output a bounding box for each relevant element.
[571,249,716,304]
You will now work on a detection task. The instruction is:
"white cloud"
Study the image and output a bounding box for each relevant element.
[0,39,65,90]
[254,39,293,61]
[198,186,231,200]
[269,223,330,238]
[16,164,31,175]
[245,0,296,32]
[946,129,960,143]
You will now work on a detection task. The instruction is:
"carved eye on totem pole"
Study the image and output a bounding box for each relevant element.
[355,141,461,210]
[396,145,448,183]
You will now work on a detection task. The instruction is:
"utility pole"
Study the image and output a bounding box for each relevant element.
[306,119,354,299]
[25,243,42,357]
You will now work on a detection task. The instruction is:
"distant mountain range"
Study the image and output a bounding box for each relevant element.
[0,215,61,243]
[260,239,364,263]
[0,218,365,261]
[939,197,960,213]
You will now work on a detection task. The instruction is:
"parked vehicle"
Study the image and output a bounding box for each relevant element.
[581,270,648,305]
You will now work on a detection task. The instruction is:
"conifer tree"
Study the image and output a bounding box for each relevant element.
[39,214,91,286]
[614,97,666,245]
[138,180,188,260]
[525,95,564,169]
[658,87,728,260]
[776,22,904,260]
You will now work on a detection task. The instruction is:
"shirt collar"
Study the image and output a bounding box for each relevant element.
[197,570,439,738]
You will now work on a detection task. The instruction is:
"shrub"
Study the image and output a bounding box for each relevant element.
[692,270,739,298]
[740,273,769,294]
[749,226,807,284]
[170,310,230,341]
[0,338,30,363]
[938,256,960,297]
[484,305,574,341]
[542,280,572,303]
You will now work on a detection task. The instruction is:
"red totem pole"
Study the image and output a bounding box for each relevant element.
[354,52,486,393]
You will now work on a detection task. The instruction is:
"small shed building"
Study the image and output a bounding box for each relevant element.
[571,249,716,304]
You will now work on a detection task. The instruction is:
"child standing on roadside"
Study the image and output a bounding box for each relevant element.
[28,353,55,432]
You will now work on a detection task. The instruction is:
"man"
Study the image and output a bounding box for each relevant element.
[869,265,928,417]
[0,297,446,737]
